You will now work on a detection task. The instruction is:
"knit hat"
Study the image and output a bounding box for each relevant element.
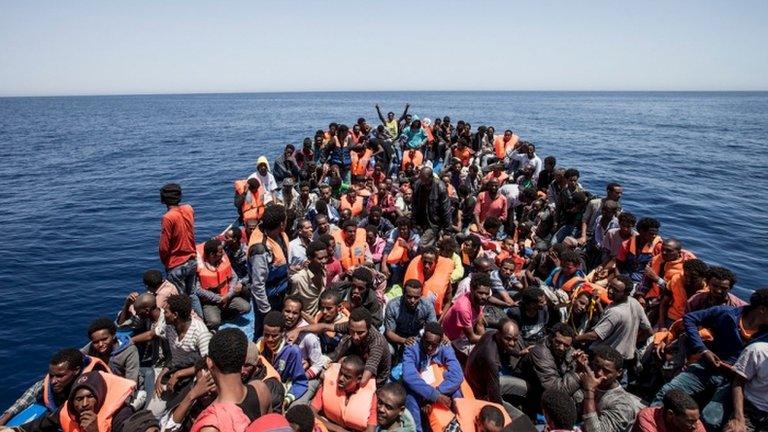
[120,410,159,431]
[160,183,182,205]
[256,156,269,169]
[68,371,108,414]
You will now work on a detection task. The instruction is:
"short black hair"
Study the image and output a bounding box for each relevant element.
[636,217,660,231]
[550,322,576,338]
[264,311,285,329]
[204,239,221,256]
[395,216,411,227]
[285,404,316,432]
[352,267,373,285]
[618,212,637,226]
[142,269,164,289]
[424,321,444,338]
[614,275,634,294]
[229,226,242,240]
[478,405,505,428]
[341,354,365,374]
[87,317,117,338]
[663,389,699,416]
[307,240,327,259]
[349,307,372,328]
[261,204,287,231]
[483,216,502,231]
[319,289,341,304]
[283,295,304,310]
[470,272,492,290]
[564,168,580,179]
[51,348,84,370]
[464,234,481,250]
[521,287,545,305]
[592,345,624,370]
[544,155,556,165]
[520,187,538,203]
[342,219,358,229]
[377,382,406,407]
[166,294,192,320]
[209,328,248,374]
[559,250,581,266]
[542,389,577,429]
[403,279,423,292]
[606,182,621,192]
[707,266,737,288]
[682,259,708,277]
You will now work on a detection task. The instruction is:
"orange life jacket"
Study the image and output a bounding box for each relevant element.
[334,229,368,271]
[385,238,412,265]
[405,255,454,316]
[401,149,424,170]
[248,228,291,297]
[235,180,265,224]
[321,363,376,432]
[196,243,233,297]
[339,195,364,217]
[59,372,135,432]
[43,357,109,412]
[430,398,511,432]
[423,125,435,143]
[259,355,282,382]
[493,134,518,159]
[645,250,697,299]
[350,149,373,177]
[452,147,472,167]
[424,363,477,431]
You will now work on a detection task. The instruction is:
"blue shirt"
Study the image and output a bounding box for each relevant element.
[684,305,768,365]
[384,296,436,338]
[402,341,464,402]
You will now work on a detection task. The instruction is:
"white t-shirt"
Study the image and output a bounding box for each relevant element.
[733,341,768,412]
[247,171,279,204]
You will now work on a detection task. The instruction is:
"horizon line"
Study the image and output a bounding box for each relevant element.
[2,89,768,99]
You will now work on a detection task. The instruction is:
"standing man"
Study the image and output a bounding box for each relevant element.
[159,183,197,303]
[249,204,291,339]
[411,167,453,244]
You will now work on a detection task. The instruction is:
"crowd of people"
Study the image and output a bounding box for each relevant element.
[2,104,767,432]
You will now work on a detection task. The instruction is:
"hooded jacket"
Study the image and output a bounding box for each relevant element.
[82,333,140,385]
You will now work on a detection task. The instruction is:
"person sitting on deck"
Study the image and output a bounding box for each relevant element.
[311,355,378,432]
[255,311,308,409]
[194,239,251,331]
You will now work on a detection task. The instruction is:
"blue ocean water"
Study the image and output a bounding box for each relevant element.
[0,91,766,406]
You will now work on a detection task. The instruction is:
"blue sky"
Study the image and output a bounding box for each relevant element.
[1,0,766,96]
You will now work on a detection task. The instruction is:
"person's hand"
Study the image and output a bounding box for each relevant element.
[79,410,98,432]
[574,350,589,371]
[167,371,180,391]
[635,295,647,308]
[286,328,300,344]
[125,292,139,305]
[154,371,167,397]
[375,104,380,109]
[234,282,244,295]
[579,367,603,392]
[723,418,747,432]
[655,341,667,359]
[644,266,659,281]
[219,297,230,309]
[0,412,12,427]
[578,236,587,246]
[436,394,451,407]
[550,255,561,268]
[189,370,216,400]
[701,350,722,368]
[404,336,417,346]
[405,103,410,108]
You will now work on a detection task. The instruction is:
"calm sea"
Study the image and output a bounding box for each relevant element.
[0,91,766,406]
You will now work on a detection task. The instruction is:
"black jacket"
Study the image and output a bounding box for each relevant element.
[410,178,452,231]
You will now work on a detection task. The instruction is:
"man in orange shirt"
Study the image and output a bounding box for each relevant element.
[159,183,197,308]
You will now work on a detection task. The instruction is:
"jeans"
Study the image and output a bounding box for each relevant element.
[166,258,197,294]
[653,362,731,431]
[201,296,251,330]
[138,367,155,409]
